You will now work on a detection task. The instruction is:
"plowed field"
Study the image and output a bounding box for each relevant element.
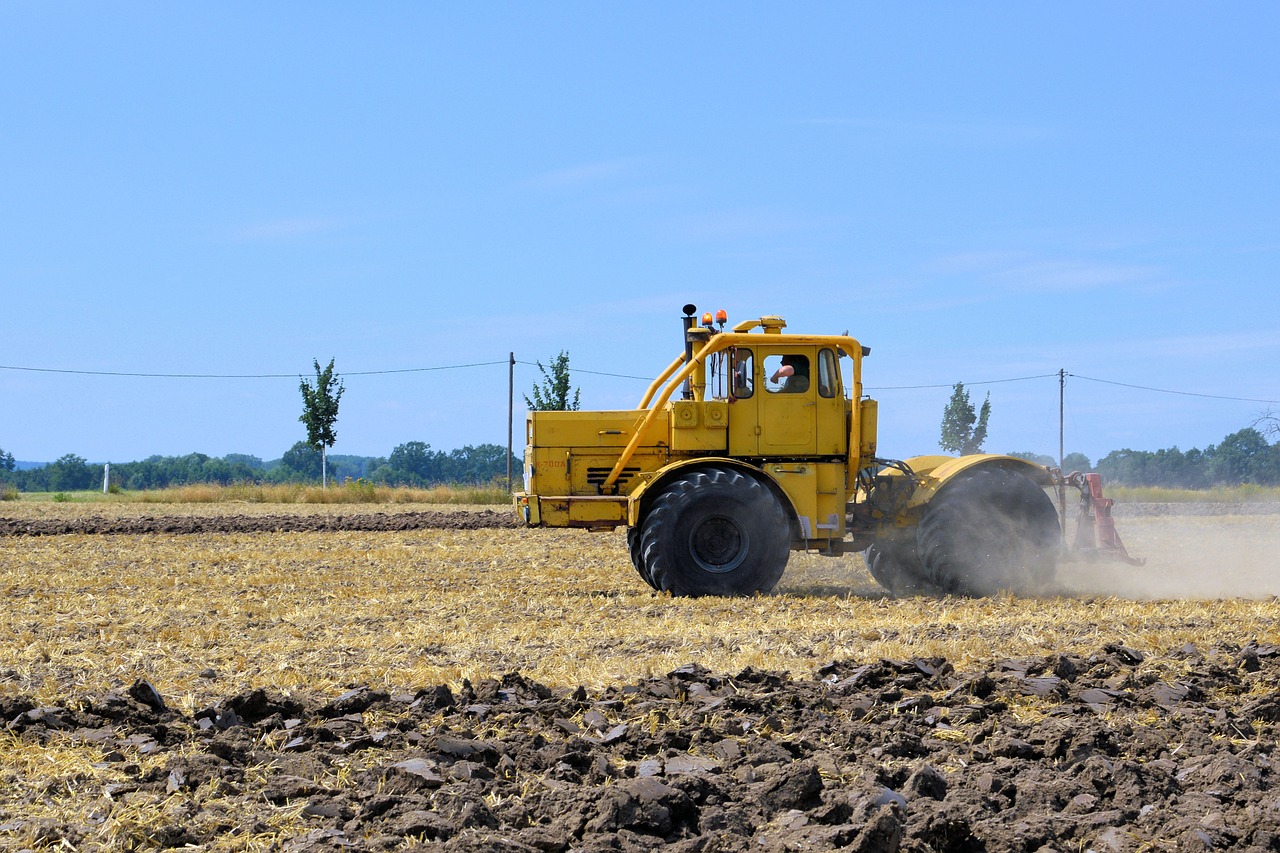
[2,504,1278,851]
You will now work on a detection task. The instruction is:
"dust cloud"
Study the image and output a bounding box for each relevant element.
[1052,506,1280,599]
[781,504,1280,601]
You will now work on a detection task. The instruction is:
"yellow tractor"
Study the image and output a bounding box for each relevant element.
[516,305,1132,597]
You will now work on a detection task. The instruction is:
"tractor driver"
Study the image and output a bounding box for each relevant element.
[769,354,810,393]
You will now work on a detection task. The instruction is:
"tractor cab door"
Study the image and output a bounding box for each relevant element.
[724,346,820,457]
[724,346,846,458]
[758,349,818,455]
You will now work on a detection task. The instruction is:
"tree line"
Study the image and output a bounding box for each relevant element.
[7,426,1277,494]
[0,442,515,493]
[0,351,563,494]
[953,382,1280,488]
[1007,427,1280,488]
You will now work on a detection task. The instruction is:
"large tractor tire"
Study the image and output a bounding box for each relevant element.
[627,527,657,590]
[917,467,1060,596]
[640,467,790,597]
[862,532,943,597]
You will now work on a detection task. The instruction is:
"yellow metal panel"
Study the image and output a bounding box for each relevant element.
[532,496,627,529]
[527,447,570,495]
[815,462,846,538]
[814,393,847,456]
[703,400,728,428]
[765,463,817,539]
[893,453,1055,509]
[531,410,663,448]
[672,400,699,428]
[536,497,570,527]
[568,496,628,527]
[858,398,878,459]
[669,400,728,452]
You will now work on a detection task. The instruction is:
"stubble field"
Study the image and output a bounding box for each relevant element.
[2,502,1279,851]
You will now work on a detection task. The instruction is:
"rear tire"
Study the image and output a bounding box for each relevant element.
[641,467,790,597]
[917,467,1059,596]
[863,532,942,597]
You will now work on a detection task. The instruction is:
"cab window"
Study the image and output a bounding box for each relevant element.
[730,348,754,398]
[764,354,810,394]
[817,348,839,398]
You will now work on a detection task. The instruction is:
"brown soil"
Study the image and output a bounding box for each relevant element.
[0,509,517,536]
[5,644,1280,851]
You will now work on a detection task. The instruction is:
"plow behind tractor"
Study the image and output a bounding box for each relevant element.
[1058,471,1144,566]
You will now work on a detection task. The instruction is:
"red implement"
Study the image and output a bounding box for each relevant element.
[1064,472,1144,566]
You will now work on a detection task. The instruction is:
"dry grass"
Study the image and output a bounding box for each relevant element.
[1107,483,1280,503]
[2,514,1278,709]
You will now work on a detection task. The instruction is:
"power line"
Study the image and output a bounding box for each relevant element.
[4,358,1276,405]
[514,359,651,382]
[0,361,509,379]
[347,361,508,376]
[867,373,1058,391]
[1068,373,1280,405]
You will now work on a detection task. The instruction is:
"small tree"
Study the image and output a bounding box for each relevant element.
[299,358,345,488]
[939,382,991,455]
[0,447,14,473]
[524,351,580,411]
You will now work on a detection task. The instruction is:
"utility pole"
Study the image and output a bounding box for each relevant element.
[1058,368,1067,544]
[1059,368,1066,471]
[507,352,515,494]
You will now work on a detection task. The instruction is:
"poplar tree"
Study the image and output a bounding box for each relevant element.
[940,382,991,455]
[299,358,345,488]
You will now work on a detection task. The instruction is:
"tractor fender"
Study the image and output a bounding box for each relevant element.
[901,453,1054,509]
[626,457,799,531]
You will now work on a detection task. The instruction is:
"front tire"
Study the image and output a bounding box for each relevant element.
[627,526,657,590]
[640,467,790,597]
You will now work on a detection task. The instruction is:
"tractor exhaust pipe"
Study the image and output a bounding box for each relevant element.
[681,303,697,399]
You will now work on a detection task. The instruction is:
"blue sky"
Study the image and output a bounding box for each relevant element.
[3,3,1277,466]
